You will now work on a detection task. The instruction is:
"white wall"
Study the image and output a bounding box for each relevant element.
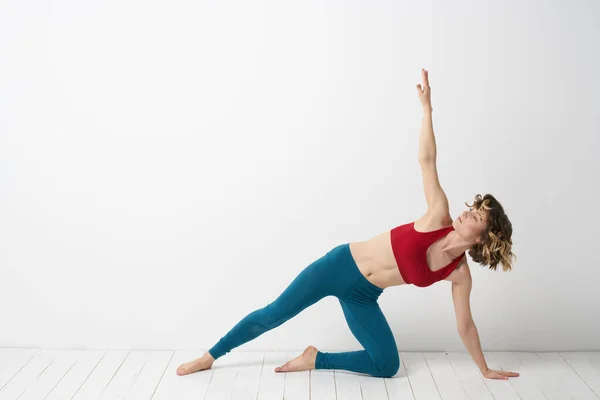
[1,0,599,353]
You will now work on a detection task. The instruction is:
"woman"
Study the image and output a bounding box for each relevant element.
[177,69,519,380]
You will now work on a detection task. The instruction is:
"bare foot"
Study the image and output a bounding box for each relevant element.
[176,352,215,376]
[275,346,318,373]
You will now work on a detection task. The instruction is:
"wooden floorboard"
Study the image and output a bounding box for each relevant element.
[0,349,598,399]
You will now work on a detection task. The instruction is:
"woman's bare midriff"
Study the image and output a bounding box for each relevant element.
[348,231,407,289]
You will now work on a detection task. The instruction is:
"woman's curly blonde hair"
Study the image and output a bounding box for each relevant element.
[466,193,516,272]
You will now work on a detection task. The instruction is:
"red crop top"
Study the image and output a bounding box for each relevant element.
[390,221,465,287]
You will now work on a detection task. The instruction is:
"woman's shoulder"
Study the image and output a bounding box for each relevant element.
[444,257,471,283]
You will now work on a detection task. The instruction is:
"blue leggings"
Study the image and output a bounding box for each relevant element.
[208,243,400,378]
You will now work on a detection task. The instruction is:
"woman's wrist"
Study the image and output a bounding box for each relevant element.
[423,105,433,113]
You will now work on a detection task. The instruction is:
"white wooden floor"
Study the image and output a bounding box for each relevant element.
[1,349,599,400]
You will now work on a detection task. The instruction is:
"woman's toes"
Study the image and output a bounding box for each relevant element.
[274,363,288,373]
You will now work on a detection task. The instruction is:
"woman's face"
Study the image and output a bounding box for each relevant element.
[453,206,487,243]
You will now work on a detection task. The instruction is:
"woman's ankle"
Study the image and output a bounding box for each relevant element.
[204,351,216,362]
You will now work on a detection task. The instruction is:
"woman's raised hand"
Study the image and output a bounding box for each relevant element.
[416,68,432,112]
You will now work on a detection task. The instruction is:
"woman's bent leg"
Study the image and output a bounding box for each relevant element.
[208,248,341,360]
[315,298,399,378]
[314,259,400,378]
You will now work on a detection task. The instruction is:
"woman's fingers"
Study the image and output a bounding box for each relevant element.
[422,69,430,88]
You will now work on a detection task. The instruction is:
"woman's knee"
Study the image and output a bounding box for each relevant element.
[373,353,400,378]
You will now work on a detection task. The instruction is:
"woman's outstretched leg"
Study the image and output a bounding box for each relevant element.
[177,248,340,376]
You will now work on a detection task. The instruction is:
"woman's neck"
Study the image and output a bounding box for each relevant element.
[440,231,474,258]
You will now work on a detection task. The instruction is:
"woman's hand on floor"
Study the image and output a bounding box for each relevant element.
[481,368,520,380]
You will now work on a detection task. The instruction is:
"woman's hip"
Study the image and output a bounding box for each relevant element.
[324,243,384,300]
